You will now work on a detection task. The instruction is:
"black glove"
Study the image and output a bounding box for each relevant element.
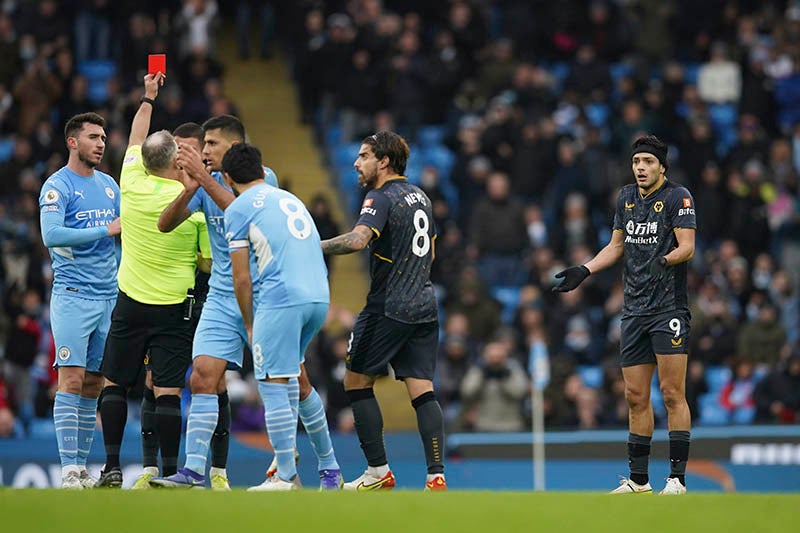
[649,256,667,279]
[553,265,590,292]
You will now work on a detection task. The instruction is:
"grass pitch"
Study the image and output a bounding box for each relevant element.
[1,489,796,532]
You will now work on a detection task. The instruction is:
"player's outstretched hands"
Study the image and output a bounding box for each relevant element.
[106,217,121,237]
[176,142,209,183]
[553,265,590,292]
[648,256,667,280]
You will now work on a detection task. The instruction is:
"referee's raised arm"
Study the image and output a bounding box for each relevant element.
[129,73,164,147]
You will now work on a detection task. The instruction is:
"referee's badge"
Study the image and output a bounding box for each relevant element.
[58,346,71,361]
[44,189,59,203]
[105,187,115,199]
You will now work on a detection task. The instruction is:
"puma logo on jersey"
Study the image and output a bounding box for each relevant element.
[74,190,86,200]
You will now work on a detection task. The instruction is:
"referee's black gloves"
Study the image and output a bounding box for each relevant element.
[648,256,668,279]
[552,265,590,292]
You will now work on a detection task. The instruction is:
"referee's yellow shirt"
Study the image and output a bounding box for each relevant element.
[118,145,210,305]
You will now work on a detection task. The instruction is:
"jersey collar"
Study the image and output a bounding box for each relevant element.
[639,177,668,199]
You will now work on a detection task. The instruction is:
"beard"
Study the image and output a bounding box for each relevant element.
[78,151,100,169]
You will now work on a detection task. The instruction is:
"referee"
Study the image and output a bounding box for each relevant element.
[96,73,210,487]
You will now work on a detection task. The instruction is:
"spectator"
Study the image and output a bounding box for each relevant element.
[460,340,528,432]
[0,373,16,437]
[697,41,742,104]
[737,301,787,367]
[754,352,800,424]
[719,357,757,424]
[2,286,42,426]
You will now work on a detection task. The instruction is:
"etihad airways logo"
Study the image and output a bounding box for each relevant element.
[625,220,658,245]
[75,208,116,221]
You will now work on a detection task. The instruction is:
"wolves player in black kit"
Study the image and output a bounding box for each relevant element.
[555,135,696,495]
[321,131,446,491]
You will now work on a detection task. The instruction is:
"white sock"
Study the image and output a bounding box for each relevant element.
[367,464,390,478]
[209,467,227,478]
[62,465,80,478]
[143,466,159,477]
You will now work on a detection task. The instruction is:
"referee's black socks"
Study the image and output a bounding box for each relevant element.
[155,394,182,477]
[141,387,158,471]
[412,391,445,475]
[346,388,387,467]
[99,385,127,470]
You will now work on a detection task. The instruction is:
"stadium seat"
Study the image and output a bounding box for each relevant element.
[683,63,700,85]
[0,137,14,163]
[78,60,116,105]
[490,285,521,325]
[732,406,756,425]
[577,365,603,388]
[610,62,634,83]
[699,394,729,425]
[584,102,609,127]
[333,143,360,169]
[708,103,738,130]
[705,366,732,392]
[418,125,446,146]
[422,144,455,179]
[325,124,343,147]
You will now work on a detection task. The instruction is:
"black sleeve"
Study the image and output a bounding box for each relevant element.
[612,189,626,231]
[669,187,697,230]
[355,189,390,238]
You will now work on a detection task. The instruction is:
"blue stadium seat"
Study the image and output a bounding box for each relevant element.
[0,137,14,163]
[708,103,738,130]
[699,394,729,425]
[418,125,446,146]
[548,62,571,89]
[490,286,521,325]
[732,406,756,425]
[610,62,633,83]
[584,102,610,127]
[705,366,732,392]
[78,60,116,105]
[325,124,343,147]
[333,143,360,169]
[683,63,700,85]
[422,144,455,179]
[577,365,603,388]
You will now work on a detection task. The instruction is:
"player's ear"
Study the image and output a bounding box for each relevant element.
[66,137,77,150]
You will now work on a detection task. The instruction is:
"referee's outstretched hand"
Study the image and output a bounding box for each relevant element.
[553,265,590,292]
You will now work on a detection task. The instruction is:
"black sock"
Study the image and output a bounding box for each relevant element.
[155,394,182,477]
[669,430,691,486]
[628,433,651,486]
[99,386,127,470]
[141,387,158,470]
[412,391,445,475]
[346,388,387,467]
[210,391,231,469]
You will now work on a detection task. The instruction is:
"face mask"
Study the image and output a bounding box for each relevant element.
[752,271,771,290]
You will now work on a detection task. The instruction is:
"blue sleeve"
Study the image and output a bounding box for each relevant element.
[188,188,203,213]
[263,166,278,188]
[355,190,390,237]
[224,202,249,250]
[41,212,109,247]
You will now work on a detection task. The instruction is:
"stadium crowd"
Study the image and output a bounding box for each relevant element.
[0,0,799,440]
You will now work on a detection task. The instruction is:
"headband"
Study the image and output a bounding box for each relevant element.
[631,145,668,170]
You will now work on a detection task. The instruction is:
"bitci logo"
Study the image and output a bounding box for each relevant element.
[363,198,373,208]
[683,198,691,208]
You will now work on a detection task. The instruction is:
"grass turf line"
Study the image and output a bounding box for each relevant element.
[0,490,797,533]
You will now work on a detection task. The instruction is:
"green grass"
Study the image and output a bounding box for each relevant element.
[1,490,797,532]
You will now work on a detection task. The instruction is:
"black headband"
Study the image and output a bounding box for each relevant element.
[631,145,668,170]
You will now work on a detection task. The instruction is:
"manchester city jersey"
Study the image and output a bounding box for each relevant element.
[188,167,277,294]
[225,183,329,308]
[39,166,120,299]
[613,179,696,317]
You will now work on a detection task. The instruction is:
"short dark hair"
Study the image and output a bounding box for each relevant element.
[631,134,668,169]
[202,114,245,142]
[64,112,105,142]
[362,131,410,175]
[222,143,263,184]
[172,122,204,145]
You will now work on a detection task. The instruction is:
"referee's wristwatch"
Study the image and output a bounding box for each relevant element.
[140,96,156,106]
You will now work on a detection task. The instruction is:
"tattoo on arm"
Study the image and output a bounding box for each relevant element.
[321,225,373,255]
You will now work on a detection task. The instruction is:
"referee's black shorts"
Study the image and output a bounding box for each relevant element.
[101,291,193,388]
[347,312,438,381]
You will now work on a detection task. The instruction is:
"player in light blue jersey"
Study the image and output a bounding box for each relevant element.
[39,112,121,490]
[225,143,331,491]
[153,116,341,490]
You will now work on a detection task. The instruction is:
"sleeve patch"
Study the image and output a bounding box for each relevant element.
[683,197,691,208]
[43,189,59,203]
[123,153,138,165]
[42,205,59,212]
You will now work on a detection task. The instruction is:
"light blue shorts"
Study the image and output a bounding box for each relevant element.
[252,302,328,380]
[50,292,115,373]
[192,291,247,368]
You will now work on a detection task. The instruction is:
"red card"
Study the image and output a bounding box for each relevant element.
[148,54,166,76]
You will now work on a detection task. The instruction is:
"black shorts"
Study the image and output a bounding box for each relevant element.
[347,312,438,381]
[102,291,193,388]
[620,309,691,367]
